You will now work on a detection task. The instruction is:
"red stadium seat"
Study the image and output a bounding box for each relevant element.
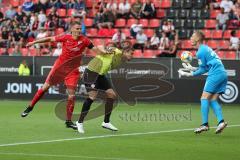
[87,10,95,18]
[127,19,138,27]
[139,19,149,27]
[20,48,29,56]
[86,0,93,8]
[97,28,107,37]
[191,50,197,56]
[129,0,137,4]
[237,30,240,38]
[156,9,165,18]
[98,28,115,37]
[8,48,14,55]
[160,0,172,8]
[93,38,104,46]
[122,28,131,37]
[210,9,221,18]
[10,0,19,7]
[32,0,38,3]
[212,30,223,39]
[67,9,75,17]
[112,28,118,34]
[144,29,155,38]
[225,51,236,59]
[218,40,230,49]
[217,51,225,59]
[19,0,24,5]
[153,0,161,8]
[202,30,212,39]
[105,38,112,44]
[176,50,184,58]
[207,40,218,49]
[29,48,37,56]
[149,19,160,27]
[110,28,117,36]
[87,28,98,37]
[46,9,51,16]
[115,19,126,27]
[55,28,64,35]
[143,50,155,58]
[57,9,67,17]
[133,50,143,58]
[0,48,5,55]
[223,30,232,39]
[181,40,192,49]
[84,18,93,27]
[205,20,217,29]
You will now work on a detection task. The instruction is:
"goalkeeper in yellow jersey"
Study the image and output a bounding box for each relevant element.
[76,41,133,133]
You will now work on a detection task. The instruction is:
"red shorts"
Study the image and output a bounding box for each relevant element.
[45,58,81,89]
[64,69,80,90]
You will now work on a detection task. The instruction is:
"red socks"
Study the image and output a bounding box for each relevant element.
[66,97,75,121]
[30,89,45,108]
[30,88,75,121]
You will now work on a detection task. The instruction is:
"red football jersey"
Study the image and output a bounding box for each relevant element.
[54,34,92,62]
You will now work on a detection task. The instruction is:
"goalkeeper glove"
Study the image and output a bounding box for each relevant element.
[182,63,197,71]
[178,69,193,77]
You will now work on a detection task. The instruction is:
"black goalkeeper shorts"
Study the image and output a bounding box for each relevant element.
[82,68,112,91]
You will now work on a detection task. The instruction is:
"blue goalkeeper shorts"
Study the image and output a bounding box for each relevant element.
[203,72,228,94]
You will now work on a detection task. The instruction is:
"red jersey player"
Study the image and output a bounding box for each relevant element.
[21,21,104,130]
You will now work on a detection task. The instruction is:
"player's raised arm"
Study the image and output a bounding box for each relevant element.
[26,37,55,47]
[181,53,208,77]
[192,66,208,76]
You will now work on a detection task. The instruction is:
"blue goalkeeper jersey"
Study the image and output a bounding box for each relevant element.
[193,44,226,76]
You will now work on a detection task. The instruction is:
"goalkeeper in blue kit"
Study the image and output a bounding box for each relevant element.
[178,31,228,134]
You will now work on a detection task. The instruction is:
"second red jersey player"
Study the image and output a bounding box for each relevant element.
[21,21,104,130]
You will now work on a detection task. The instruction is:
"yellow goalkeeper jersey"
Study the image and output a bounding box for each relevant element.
[87,47,123,75]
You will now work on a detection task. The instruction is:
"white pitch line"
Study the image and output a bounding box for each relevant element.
[0,124,239,147]
[0,152,141,160]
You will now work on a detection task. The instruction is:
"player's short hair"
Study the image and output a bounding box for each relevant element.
[194,31,205,42]
[70,21,81,27]
[121,40,133,52]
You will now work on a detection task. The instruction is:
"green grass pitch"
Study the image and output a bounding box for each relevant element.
[0,100,239,160]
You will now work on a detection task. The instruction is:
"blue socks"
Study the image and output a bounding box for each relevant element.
[201,99,209,125]
[210,100,224,123]
[200,99,224,125]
